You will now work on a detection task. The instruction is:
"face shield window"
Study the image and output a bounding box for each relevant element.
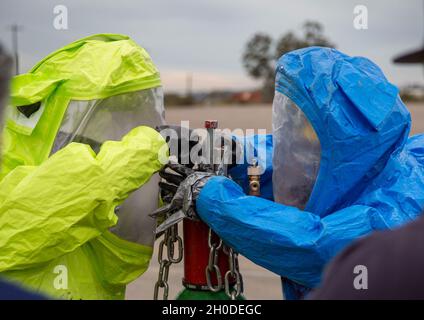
[52,87,165,246]
[52,87,165,153]
[272,91,321,210]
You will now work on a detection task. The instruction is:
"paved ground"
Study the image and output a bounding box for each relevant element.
[165,102,424,135]
[126,102,424,300]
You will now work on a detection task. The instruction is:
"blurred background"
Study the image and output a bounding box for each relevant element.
[1,0,423,299]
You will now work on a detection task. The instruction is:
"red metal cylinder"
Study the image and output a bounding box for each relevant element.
[182,219,232,290]
[181,118,232,290]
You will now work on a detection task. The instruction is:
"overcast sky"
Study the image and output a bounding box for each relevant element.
[0,0,423,93]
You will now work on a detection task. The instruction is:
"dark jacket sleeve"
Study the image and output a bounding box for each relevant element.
[310,214,424,299]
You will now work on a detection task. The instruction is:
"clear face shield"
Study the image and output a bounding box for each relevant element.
[52,87,165,247]
[272,91,321,210]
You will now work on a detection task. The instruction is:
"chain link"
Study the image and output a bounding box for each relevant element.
[154,222,183,300]
[205,228,223,292]
[167,224,183,264]
[224,246,244,300]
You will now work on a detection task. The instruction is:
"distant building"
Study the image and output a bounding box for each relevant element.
[400,84,424,101]
[230,90,262,104]
[164,89,265,106]
[394,45,424,101]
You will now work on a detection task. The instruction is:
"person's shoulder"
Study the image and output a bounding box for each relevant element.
[0,278,47,300]
[311,215,424,299]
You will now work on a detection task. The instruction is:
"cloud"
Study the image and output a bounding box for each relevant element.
[0,0,422,90]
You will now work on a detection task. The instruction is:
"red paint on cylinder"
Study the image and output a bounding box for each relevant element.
[182,219,232,289]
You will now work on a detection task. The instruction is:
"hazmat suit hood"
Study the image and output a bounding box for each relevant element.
[0,34,167,299]
[5,33,165,246]
[274,47,411,217]
[195,46,421,301]
[5,33,163,170]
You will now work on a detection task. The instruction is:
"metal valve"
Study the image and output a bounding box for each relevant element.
[248,159,261,197]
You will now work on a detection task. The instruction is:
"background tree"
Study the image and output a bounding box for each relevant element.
[243,21,335,102]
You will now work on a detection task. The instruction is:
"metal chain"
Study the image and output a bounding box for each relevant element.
[224,246,244,300]
[154,223,183,300]
[205,228,223,292]
[167,224,183,264]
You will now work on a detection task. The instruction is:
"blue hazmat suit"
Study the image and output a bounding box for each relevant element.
[195,47,424,299]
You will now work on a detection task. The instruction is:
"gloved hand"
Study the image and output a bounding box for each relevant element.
[151,162,214,234]
[156,124,240,169]
[156,125,197,168]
